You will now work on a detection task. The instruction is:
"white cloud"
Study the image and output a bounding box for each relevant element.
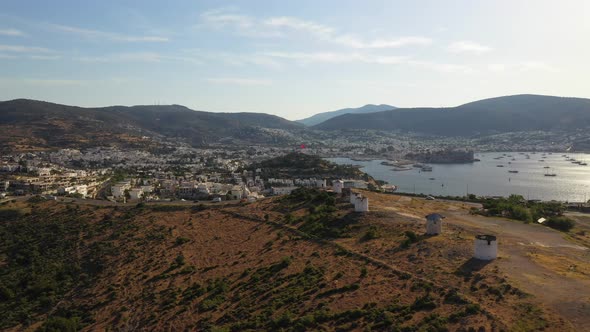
[337,79,418,88]
[199,9,280,37]
[0,45,59,60]
[263,16,333,37]
[487,64,506,72]
[75,52,202,64]
[29,55,61,60]
[183,50,283,69]
[333,35,432,49]
[407,60,474,73]
[519,61,559,72]
[50,24,168,42]
[447,41,492,54]
[0,44,53,53]
[263,51,471,73]
[199,9,431,49]
[205,77,272,86]
[20,79,86,86]
[0,28,26,37]
[219,53,282,69]
[0,77,140,87]
[264,51,356,64]
[486,62,559,73]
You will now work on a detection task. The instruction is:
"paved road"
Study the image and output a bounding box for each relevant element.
[0,195,245,207]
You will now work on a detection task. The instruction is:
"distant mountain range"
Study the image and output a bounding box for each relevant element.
[0,99,302,151]
[3,94,590,152]
[297,104,396,126]
[313,94,590,136]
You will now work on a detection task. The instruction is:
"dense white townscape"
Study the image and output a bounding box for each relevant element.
[0,145,373,203]
[2,126,588,204]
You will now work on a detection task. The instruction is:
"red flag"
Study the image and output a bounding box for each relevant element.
[300,144,306,149]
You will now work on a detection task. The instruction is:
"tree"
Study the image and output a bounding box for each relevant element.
[509,205,532,222]
[545,217,575,232]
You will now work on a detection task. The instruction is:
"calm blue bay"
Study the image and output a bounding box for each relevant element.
[327,152,590,202]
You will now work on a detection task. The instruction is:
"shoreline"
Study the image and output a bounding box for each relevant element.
[326,153,590,203]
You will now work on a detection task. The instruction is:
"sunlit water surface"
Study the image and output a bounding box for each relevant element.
[327,152,590,202]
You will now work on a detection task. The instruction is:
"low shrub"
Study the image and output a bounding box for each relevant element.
[545,216,575,232]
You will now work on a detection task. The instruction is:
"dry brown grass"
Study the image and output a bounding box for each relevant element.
[3,192,576,331]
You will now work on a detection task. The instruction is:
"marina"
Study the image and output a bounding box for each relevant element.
[328,152,590,202]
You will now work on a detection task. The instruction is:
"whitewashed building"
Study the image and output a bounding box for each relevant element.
[425,213,445,235]
[230,186,243,200]
[315,179,327,188]
[354,195,369,212]
[333,180,344,194]
[129,188,143,200]
[272,186,298,196]
[350,192,369,212]
[343,180,368,189]
[141,185,154,193]
[111,181,131,198]
[474,235,498,260]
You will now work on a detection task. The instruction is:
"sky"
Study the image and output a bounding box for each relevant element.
[0,0,589,120]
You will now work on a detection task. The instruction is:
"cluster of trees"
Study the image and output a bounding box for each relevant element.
[281,188,347,239]
[480,195,575,231]
[250,152,365,182]
[0,205,97,329]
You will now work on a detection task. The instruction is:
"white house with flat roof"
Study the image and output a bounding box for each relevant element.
[129,188,143,200]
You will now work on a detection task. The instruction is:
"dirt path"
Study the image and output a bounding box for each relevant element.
[445,209,590,330]
[363,191,590,329]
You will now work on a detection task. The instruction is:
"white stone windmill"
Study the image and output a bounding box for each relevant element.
[473,235,498,260]
[425,213,445,235]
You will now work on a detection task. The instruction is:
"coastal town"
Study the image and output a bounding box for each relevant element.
[0,145,374,203]
[3,134,590,205]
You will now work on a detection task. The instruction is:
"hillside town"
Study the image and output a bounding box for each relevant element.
[0,147,372,203]
[2,126,589,204]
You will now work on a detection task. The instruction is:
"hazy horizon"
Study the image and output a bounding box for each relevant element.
[1,0,589,120]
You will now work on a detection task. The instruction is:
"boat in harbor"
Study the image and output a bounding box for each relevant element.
[325,153,590,201]
[508,170,519,173]
[421,166,433,172]
[496,165,504,167]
